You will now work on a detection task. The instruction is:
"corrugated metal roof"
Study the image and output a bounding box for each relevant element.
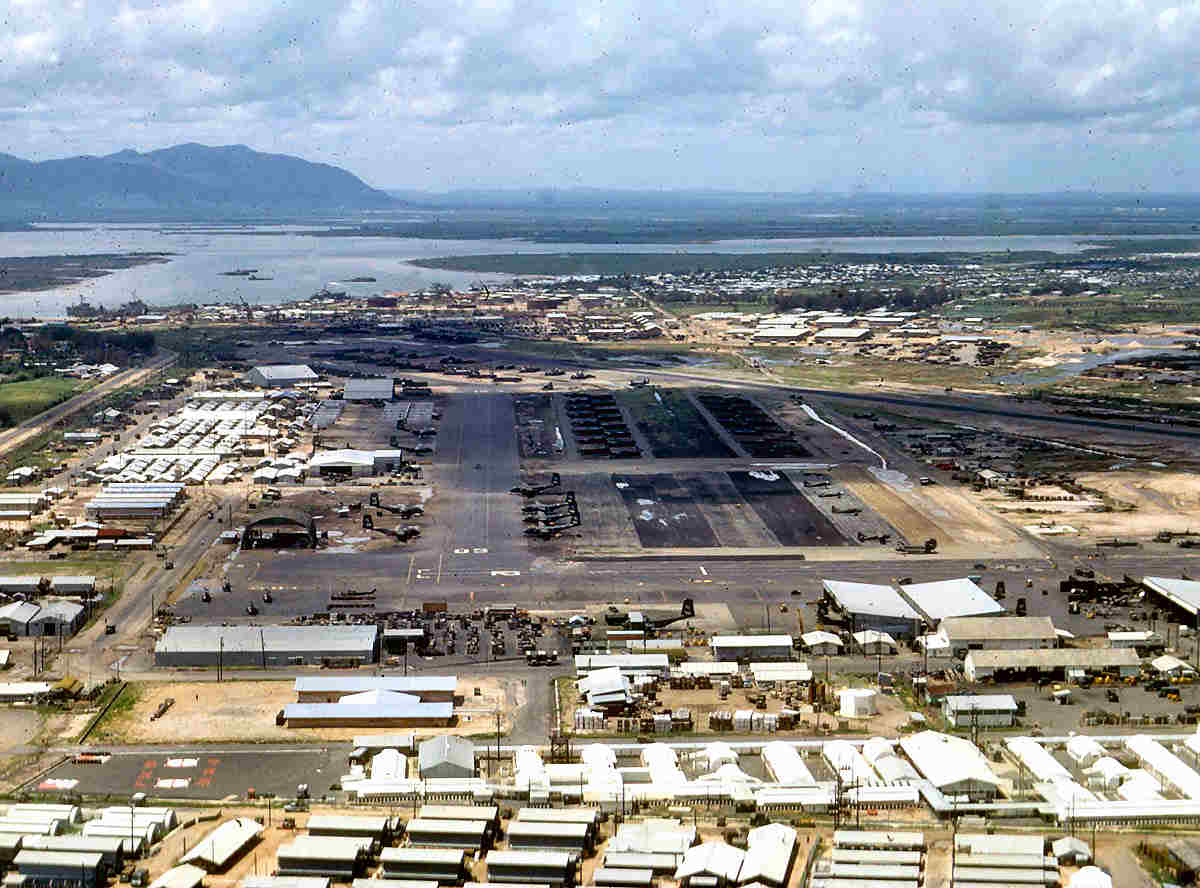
[941,616,1057,643]
[833,830,925,850]
[147,864,207,888]
[14,850,103,868]
[284,702,453,721]
[297,677,456,694]
[352,879,438,888]
[965,648,1140,669]
[305,815,391,836]
[242,877,331,888]
[404,819,489,836]
[709,635,793,648]
[156,625,377,655]
[898,578,1004,621]
[486,850,577,868]
[251,365,318,382]
[415,805,498,822]
[506,822,590,839]
[179,818,262,868]
[517,809,597,825]
[277,836,371,862]
[1143,576,1200,615]
[822,580,920,620]
[379,848,466,865]
[418,736,474,773]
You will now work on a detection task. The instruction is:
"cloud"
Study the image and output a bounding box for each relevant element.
[0,0,1198,190]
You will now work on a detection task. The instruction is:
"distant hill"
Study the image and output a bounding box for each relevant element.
[0,143,397,217]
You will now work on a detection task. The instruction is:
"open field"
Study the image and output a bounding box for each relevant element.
[89,678,521,744]
[0,377,88,425]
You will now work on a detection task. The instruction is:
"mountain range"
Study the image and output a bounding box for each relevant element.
[0,143,396,217]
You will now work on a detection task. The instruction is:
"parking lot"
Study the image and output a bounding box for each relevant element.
[39,748,345,800]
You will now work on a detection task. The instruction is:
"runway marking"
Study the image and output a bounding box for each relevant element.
[473,547,489,554]
[699,565,708,576]
[406,556,414,584]
[436,553,444,584]
[454,548,470,555]
[491,570,521,577]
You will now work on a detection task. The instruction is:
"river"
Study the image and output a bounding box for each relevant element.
[0,224,1137,317]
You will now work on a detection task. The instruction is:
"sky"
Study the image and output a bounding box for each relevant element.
[2,0,1199,193]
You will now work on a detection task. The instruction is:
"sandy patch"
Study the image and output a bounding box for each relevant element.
[97,677,520,744]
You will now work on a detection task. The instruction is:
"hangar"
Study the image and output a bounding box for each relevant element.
[154,625,379,668]
[307,450,408,479]
[242,509,318,549]
[245,365,318,387]
[898,578,1005,623]
[821,580,921,639]
[1143,576,1200,618]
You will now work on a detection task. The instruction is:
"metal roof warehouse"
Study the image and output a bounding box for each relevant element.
[295,676,456,703]
[154,625,379,667]
[965,647,1142,681]
[1144,576,1200,617]
[403,818,490,851]
[709,635,794,662]
[822,580,921,637]
[898,578,1004,622]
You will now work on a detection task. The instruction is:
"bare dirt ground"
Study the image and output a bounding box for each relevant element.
[97,677,521,744]
[834,464,943,544]
[1066,470,1200,540]
[834,463,1043,557]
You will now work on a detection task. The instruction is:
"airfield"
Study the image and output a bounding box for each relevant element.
[154,336,1200,655]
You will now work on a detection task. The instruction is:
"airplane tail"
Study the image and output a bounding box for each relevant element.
[681,598,695,619]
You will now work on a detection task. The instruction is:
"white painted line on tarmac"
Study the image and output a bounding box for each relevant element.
[491,570,521,577]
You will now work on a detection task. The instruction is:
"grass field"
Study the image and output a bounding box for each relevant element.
[768,355,1017,391]
[0,377,86,425]
[945,290,1200,329]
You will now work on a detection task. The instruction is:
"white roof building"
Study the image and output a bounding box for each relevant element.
[179,817,263,871]
[739,823,796,887]
[899,578,1004,622]
[245,365,318,387]
[800,631,843,653]
[899,730,1001,797]
[674,842,745,882]
[1143,576,1200,616]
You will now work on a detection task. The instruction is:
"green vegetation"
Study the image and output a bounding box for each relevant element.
[947,289,1200,329]
[0,377,86,426]
[88,682,142,744]
[765,352,1031,392]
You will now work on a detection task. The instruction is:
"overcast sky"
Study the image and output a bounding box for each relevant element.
[3,0,1198,192]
